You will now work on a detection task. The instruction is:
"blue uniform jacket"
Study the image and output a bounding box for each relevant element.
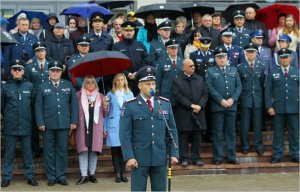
[120,94,179,166]
[264,66,299,114]
[3,32,38,78]
[35,79,78,129]
[156,56,183,105]
[84,30,114,51]
[104,90,134,146]
[1,78,34,135]
[24,57,50,90]
[257,46,272,74]
[219,44,244,67]
[190,49,215,77]
[206,65,242,112]
[237,60,265,108]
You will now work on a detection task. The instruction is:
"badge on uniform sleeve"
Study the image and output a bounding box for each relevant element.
[120,107,126,117]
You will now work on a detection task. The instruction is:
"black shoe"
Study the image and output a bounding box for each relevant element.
[76,176,88,185]
[228,160,239,165]
[27,177,38,186]
[291,157,299,163]
[1,179,10,187]
[271,158,282,164]
[115,177,121,183]
[57,179,69,185]
[256,150,264,156]
[89,175,98,183]
[213,160,222,165]
[194,160,204,166]
[181,160,188,167]
[242,150,248,154]
[47,180,56,186]
[121,174,128,182]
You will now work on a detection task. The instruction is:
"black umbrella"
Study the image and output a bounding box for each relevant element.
[181,2,215,20]
[89,0,134,10]
[134,3,185,19]
[222,2,260,24]
[1,29,19,47]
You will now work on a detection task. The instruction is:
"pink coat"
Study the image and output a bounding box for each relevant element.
[75,90,109,154]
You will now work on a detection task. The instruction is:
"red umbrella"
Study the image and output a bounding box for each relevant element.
[69,50,132,93]
[256,3,300,29]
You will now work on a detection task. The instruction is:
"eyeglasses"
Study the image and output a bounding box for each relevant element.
[189,65,195,68]
[12,68,23,72]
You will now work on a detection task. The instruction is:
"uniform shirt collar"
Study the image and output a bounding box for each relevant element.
[281,65,290,72]
[140,94,154,106]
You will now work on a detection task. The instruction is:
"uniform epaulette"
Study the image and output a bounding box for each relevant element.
[125,97,137,103]
[237,64,242,67]
[159,96,169,102]
[26,60,33,64]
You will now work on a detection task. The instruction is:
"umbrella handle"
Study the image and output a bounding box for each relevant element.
[101,77,106,95]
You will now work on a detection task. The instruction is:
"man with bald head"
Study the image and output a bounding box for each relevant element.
[244,7,268,46]
[173,58,208,167]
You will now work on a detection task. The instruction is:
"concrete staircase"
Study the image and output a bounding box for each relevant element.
[1,128,299,180]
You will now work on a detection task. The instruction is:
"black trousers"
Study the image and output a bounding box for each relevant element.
[111,147,125,173]
[179,131,202,161]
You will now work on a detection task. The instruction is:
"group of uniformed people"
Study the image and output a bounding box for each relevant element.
[1,6,299,191]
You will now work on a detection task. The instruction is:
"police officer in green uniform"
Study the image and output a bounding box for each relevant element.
[237,43,265,155]
[1,59,38,187]
[231,10,252,49]
[206,47,242,165]
[265,48,299,163]
[25,41,50,158]
[35,60,78,186]
[156,39,183,105]
[149,21,183,67]
[120,66,179,191]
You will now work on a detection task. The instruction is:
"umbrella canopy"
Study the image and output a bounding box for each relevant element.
[61,3,113,23]
[1,30,19,47]
[7,10,48,31]
[181,2,215,20]
[90,0,134,10]
[222,2,260,24]
[69,51,132,78]
[0,16,9,26]
[256,3,299,29]
[134,3,185,19]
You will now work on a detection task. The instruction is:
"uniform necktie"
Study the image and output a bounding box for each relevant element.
[238,28,242,33]
[54,83,59,92]
[22,35,26,42]
[146,100,153,111]
[40,63,44,72]
[284,68,288,78]
[222,67,226,74]
[173,60,176,68]
[250,63,254,73]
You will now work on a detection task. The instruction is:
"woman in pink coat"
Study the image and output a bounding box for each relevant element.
[75,76,109,185]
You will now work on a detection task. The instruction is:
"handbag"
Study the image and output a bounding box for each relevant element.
[69,131,76,146]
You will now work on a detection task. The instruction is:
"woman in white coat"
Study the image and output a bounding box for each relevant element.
[104,73,134,183]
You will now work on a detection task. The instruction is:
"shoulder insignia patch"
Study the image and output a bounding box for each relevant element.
[159,96,169,102]
[125,97,137,103]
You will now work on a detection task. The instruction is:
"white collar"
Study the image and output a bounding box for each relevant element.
[141,94,154,105]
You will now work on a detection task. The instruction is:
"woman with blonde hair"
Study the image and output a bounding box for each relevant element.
[276,14,300,52]
[104,73,134,183]
[75,76,109,185]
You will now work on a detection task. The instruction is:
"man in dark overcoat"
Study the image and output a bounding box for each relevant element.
[173,58,208,167]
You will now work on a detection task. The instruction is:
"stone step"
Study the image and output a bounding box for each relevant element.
[9,161,299,180]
